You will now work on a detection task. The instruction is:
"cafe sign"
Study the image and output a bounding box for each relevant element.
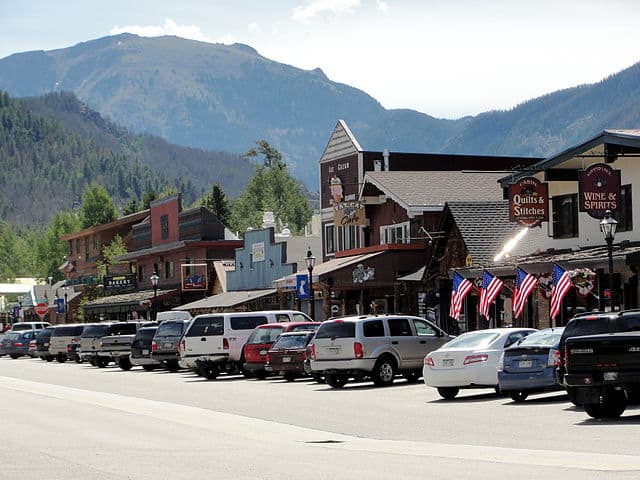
[579,163,621,219]
[509,177,548,227]
[333,200,366,227]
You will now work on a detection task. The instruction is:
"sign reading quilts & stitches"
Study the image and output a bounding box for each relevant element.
[333,200,366,227]
[579,163,621,219]
[508,177,549,227]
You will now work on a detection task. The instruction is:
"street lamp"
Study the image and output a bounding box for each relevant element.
[150,271,159,321]
[600,210,618,312]
[305,248,316,320]
[63,286,69,322]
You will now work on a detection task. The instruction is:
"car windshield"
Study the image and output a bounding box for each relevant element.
[3,333,19,341]
[517,330,562,347]
[136,327,157,339]
[272,334,309,350]
[315,321,355,339]
[82,325,111,337]
[247,326,284,344]
[12,324,33,331]
[156,322,185,336]
[443,331,500,349]
[289,324,320,332]
[186,316,224,337]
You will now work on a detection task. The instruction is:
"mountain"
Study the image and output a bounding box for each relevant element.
[0,91,254,225]
[1,34,639,189]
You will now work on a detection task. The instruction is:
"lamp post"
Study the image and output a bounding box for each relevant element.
[305,249,316,320]
[63,286,69,322]
[150,272,159,321]
[600,210,618,312]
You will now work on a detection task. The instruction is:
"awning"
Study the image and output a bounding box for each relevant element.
[174,289,277,311]
[398,266,425,282]
[82,289,177,314]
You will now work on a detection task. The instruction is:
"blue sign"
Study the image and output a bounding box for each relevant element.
[296,274,310,299]
[12,306,20,318]
[55,298,65,314]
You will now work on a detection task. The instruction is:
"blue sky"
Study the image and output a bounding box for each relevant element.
[2,0,640,118]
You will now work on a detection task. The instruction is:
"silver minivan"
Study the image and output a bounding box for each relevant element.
[309,315,453,388]
[49,324,85,363]
[179,310,312,379]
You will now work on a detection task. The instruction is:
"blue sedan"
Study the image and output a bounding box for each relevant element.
[498,327,565,402]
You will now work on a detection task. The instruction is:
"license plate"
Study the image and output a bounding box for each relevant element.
[604,372,618,381]
[142,349,149,355]
[327,347,341,354]
[442,358,454,366]
[44,343,49,347]
[163,342,173,349]
[282,356,291,363]
[519,360,533,368]
[259,349,268,356]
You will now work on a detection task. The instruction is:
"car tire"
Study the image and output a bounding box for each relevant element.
[96,357,109,368]
[437,387,459,400]
[165,360,179,372]
[75,357,83,364]
[200,363,219,380]
[371,356,396,387]
[510,391,528,403]
[9,354,20,359]
[402,370,422,383]
[311,373,325,384]
[284,372,297,382]
[142,365,156,371]
[46,355,54,362]
[89,358,97,366]
[326,373,348,388]
[584,390,626,419]
[566,387,581,406]
[56,354,67,363]
[118,357,132,371]
[254,370,267,380]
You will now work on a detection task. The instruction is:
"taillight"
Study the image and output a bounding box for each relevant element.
[463,354,488,365]
[354,342,364,359]
[564,348,569,369]
[549,348,560,367]
[223,338,229,350]
[265,354,270,364]
[15,342,24,347]
[424,356,434,366]
[151,340,157,352]
[67,345,73,352]
[310,344,316,360]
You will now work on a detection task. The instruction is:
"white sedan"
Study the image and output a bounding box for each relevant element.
[423,328,537,399]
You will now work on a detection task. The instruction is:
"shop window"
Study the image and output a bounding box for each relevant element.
[617,185,633,232]
[75,239,80,257]
[165,261,174,278]
[92,234,98,251]
[84,237,90,260]
[380,221,410,244]
[138,265,145,283]
[324,224,336,255]
[160,214,169,240]
[68,241,73,255]
[552,194,578,238]
[336,225,361,251]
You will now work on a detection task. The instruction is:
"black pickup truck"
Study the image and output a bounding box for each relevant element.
[564,310,640,418]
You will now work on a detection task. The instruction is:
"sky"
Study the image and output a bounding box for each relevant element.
[2,0,640,119]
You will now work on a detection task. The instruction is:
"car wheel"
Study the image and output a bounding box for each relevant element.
[56,354,67,363]
[118,357,132,371]
[371,356,396,387]
[96,357,109,368]
[311,373,325,384]
[46,355,54,362]
[142,365,156,371]
[200,363,219,380]
[9,354,20,359]
[437,387,459,400]
[89,358,97,366]
[283,372,297,382]
[510,391,528,403]
[75,357,83,364]
[566,387,581,406]
[326,373,348,388]
[402,370,422,383]
[584,390,626,419]
[254,370,267,380]
[164,360,179,372]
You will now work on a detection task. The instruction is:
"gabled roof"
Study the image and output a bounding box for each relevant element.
[320,120,362,163]
[361,171,505,216]
[60,210,150,241]
[498,129,640,187]
[445,201,548,266]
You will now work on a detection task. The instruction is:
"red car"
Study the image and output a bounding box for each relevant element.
[243,322,321,379]
[266,331,317,382]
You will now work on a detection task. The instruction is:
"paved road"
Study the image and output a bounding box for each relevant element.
[1,357,639,479]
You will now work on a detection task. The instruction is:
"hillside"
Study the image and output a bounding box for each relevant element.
[0,91,254,226]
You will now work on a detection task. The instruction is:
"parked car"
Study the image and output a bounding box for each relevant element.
[66,341,82,363]
[79,323,112,366]
[151,319,192,371]
[130,326,160,371]
[11,321,51,332]
[310,315,453,388]
[97,322,152,370]
[266,331,317,381]
[0,329,38,358]
[497,327,565,402]
[423,328,536,399]
[243,322,321,379]
[35,326,56,361]
[28,339,38,357]
[49,324,85,363]
[179,310,312,379]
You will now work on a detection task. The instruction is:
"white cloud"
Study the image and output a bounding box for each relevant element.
[376,0,388,14]
[110,19,211,42]
[292,0,361,21]
[248,22,261,34]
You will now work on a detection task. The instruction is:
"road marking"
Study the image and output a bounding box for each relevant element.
[1,375,639,472]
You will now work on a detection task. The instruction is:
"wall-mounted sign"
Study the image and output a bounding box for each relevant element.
[509,177,549,227]
[296,274,310,299]
[353,264,375,284]
[329,175,344,204]
[104,274,136,290]
[579,163,621,219]
[333,200,366,227]
[252,242,265,262]
[181,263,208,291]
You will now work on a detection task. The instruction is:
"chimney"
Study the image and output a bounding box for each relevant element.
[383,148,390,171]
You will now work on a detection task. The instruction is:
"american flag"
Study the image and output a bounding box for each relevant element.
[479,270,504,319]
[449,272,474,320]
[550,263,572,320]
[512,267,537,319]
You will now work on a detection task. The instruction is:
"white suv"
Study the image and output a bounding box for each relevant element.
[309,315,453,388]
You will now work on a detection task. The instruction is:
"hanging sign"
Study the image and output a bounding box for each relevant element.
[579,163,621,219]
[333,200,366,227]
[509,177,549,227]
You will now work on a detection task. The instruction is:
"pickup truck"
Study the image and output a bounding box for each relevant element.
[93,322,155,369]
[564,310,640,418]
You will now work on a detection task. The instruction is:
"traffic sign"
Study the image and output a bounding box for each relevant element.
[34,302,49,318]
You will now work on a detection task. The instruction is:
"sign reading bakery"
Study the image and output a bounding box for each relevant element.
[509,177,549,227]
[579,163,621,219]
